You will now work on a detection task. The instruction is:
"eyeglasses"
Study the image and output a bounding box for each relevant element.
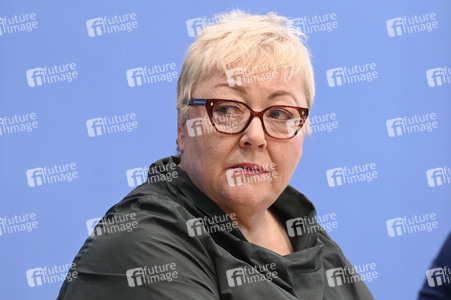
[186,98,309,139]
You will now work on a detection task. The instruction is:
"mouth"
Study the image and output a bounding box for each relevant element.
[228,163,269,175]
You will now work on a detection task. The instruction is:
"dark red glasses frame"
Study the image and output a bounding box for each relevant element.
[187,98,309,139]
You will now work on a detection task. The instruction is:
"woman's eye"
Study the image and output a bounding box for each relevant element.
[219,106,232,113]
[268,109,292,120]
[216,105,239,114]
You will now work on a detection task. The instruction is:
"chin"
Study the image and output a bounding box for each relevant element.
[222,183,273,208]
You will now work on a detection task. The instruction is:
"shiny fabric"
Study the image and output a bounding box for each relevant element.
[418,233,451,299]
[58,156,374,299]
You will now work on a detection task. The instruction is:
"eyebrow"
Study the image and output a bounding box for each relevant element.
[214,83,247,94]
[213,83,297,104]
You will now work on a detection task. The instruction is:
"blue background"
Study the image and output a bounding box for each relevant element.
[1,0,450,299]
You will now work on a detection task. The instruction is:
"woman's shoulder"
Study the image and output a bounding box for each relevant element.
[109,180,199,221]
[72,182,215,267]
[58,187,220,299]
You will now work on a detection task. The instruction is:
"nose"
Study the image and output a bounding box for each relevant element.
[239,117,267,150]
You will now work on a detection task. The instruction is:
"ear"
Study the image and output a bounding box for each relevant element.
[177,118,187,153]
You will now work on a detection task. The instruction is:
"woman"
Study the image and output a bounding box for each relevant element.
[58,10,374,299]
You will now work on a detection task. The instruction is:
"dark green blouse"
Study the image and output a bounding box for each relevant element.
[58,156,374,300]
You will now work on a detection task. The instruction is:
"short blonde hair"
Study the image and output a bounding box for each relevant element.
[177,10,315,131]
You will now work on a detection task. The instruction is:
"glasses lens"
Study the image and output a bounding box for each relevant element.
[212,101,249,133]
[264,107,305,138]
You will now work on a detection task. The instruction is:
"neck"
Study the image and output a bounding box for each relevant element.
[223,206,294,255]
[233,209,272,237]
[177,162,293,255]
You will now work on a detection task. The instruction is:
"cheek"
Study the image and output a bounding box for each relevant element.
[295,133,305,161]
[271,139,304,180]
[297,139,304,161]
[198,132,239,156]
[185,134,231,173]
[286,135,304,160]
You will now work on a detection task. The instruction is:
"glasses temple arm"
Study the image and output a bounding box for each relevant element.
[186,99,207,106]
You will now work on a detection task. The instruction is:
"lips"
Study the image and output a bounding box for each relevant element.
[229,163,269,175]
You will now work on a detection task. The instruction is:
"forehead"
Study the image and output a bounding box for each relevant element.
[196,70,307,107]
